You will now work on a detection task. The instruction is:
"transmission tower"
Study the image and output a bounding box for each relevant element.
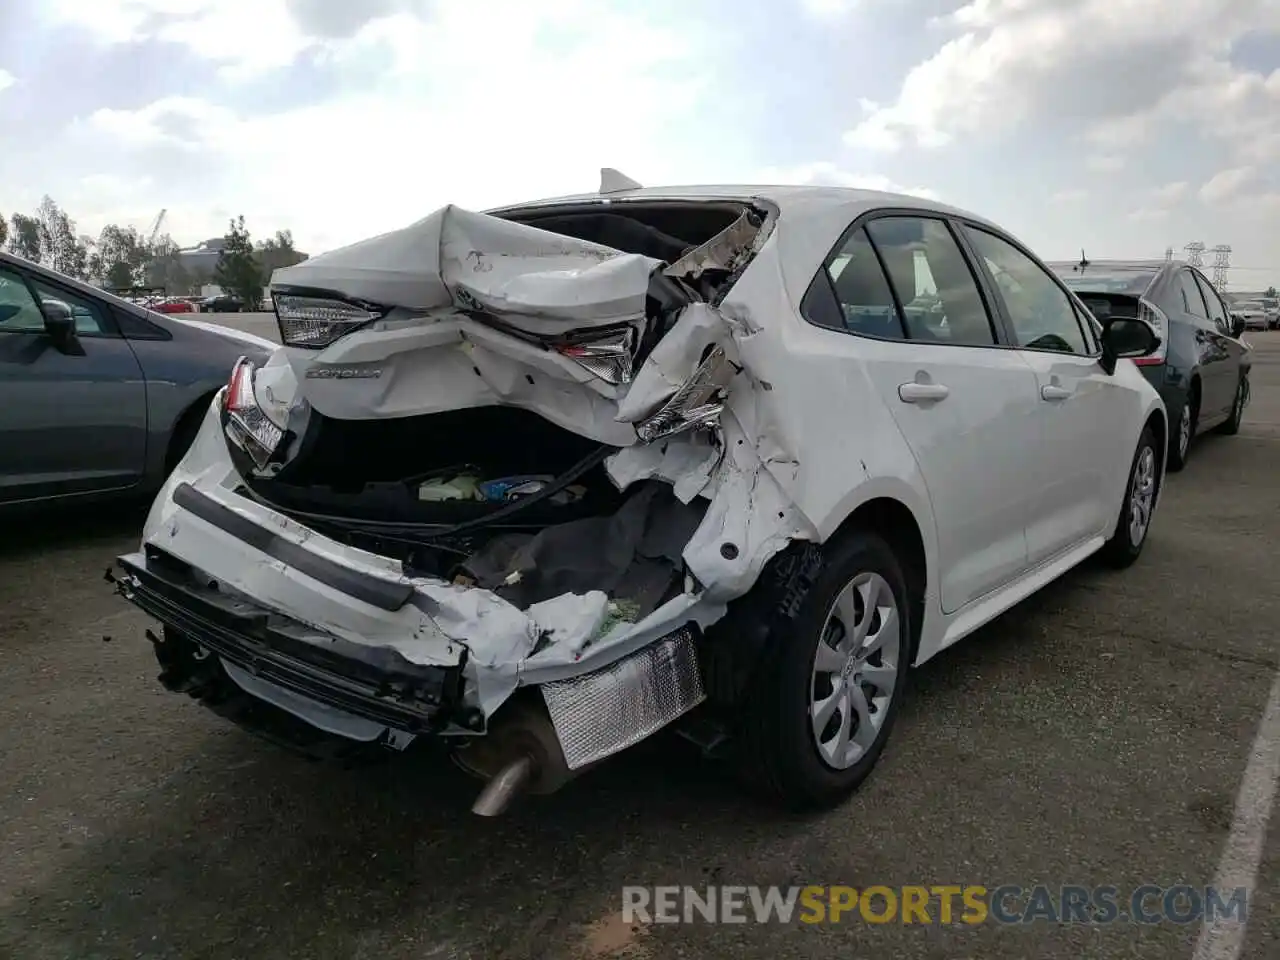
[1210,244,1232,291]
[1184,242,1206,267]
[1164,247,1173,262]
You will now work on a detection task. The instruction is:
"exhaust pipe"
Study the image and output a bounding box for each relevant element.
[453,697,576,817]
[471,754,536,817]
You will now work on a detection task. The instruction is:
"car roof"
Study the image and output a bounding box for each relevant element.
[486,183,1010,301]
[487,181,995,226]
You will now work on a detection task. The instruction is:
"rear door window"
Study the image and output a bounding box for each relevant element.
[1192,272,1229,334]
[807,226,906,339]
[1177,270,1208,318]
[864,216,998,346]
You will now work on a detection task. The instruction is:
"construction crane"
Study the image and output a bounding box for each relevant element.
[146,208,167,246]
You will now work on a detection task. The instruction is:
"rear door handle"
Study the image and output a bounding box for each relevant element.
[1041,384,1072,401]
[898,382,950,403]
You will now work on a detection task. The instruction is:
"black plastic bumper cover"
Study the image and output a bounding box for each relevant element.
[111,548,465,734]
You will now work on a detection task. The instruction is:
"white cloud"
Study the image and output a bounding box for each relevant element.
[1127,180,1189,221]
[0,69,14,93]
[756,162,940,201]
[1085,154,1125,172]
[1199,166,1257,204]
[45,0,315,76]
[799,0,861,18]
[61,1,714,252]
[1050,188,1087,204]
[843,0,1280,158]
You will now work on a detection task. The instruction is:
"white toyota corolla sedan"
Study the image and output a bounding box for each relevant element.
[110,176,1167,816]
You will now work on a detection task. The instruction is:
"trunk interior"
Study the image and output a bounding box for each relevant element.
[244,406,708,619]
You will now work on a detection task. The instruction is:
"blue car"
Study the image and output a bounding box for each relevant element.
[0,252,275,512]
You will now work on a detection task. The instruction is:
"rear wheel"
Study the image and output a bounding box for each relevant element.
[1100,424,1160,569]
[1167,384,1197,472]
[1215,375,1246,436]
[737,530,913,810]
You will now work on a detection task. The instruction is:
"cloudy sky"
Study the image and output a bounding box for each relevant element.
[1,0,1278,288]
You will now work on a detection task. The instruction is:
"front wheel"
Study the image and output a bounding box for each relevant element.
[1100,424,1160,569]
[737,531,913,811]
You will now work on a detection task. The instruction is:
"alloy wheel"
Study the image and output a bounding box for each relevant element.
[809,572,902,771]
[1178,404,1192,458]
[1129,445,1157,546]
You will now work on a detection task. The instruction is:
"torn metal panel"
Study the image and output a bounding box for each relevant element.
[271,204,664,330]
[663,209,765,284]
[615,303,739,423]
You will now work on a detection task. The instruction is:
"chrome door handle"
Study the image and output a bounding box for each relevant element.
[899,382,950,403]
[1041,384,1072,401]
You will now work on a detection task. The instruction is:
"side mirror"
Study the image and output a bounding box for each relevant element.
[1099,317,1159,375]
[41,299,77,349]
[1231,315,1246,338]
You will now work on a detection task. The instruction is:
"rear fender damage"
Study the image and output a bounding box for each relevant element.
[153,200,825,795]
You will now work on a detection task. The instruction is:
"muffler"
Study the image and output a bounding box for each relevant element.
[453,698,578,817]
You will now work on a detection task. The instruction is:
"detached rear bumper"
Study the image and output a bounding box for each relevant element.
[110,547,469,745]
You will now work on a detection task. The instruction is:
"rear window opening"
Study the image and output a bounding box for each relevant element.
[241,406,708,623]
[494,200,750,261]
[493,199,767,301]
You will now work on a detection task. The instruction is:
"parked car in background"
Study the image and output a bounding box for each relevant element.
[1231,299,1272,331]
[1050,258,1251,471]
[152,298,195,314]
[0,252,275,512]
[200,294,245,313]
[111,182,1167,818]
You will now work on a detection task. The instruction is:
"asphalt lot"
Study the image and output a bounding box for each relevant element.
[2,325,1279,960]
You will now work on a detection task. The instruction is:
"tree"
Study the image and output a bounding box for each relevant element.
[91,223,150,289]
[213,215,263,307]
[34,196,89,279]
[255,228,308,279]
[0,214,7,251]
[8,213,43,262]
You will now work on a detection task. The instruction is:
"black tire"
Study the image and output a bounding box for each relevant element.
[736,530,914,811]
[1167,383,1198,472]
[1215,375,1246,436]
[1100,423,1160,569]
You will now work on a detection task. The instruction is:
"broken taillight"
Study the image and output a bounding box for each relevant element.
[553,325,639,385]
[635,345,736,442]
[222,357,285,469]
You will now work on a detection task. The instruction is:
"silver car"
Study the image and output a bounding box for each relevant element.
[0,252,275,512]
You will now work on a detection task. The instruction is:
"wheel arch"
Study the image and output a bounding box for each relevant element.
[826,495,928,663]
[165,389,220,474]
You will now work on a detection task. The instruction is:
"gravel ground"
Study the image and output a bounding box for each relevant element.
[2,329,1278,960]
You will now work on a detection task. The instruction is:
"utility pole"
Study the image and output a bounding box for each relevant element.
[1164,247,1173,262]
[1184,242,1206,268]
[1210,244,1232,291]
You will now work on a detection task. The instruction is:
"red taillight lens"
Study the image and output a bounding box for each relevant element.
[225,357,256,412]
[221,357,285,469]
